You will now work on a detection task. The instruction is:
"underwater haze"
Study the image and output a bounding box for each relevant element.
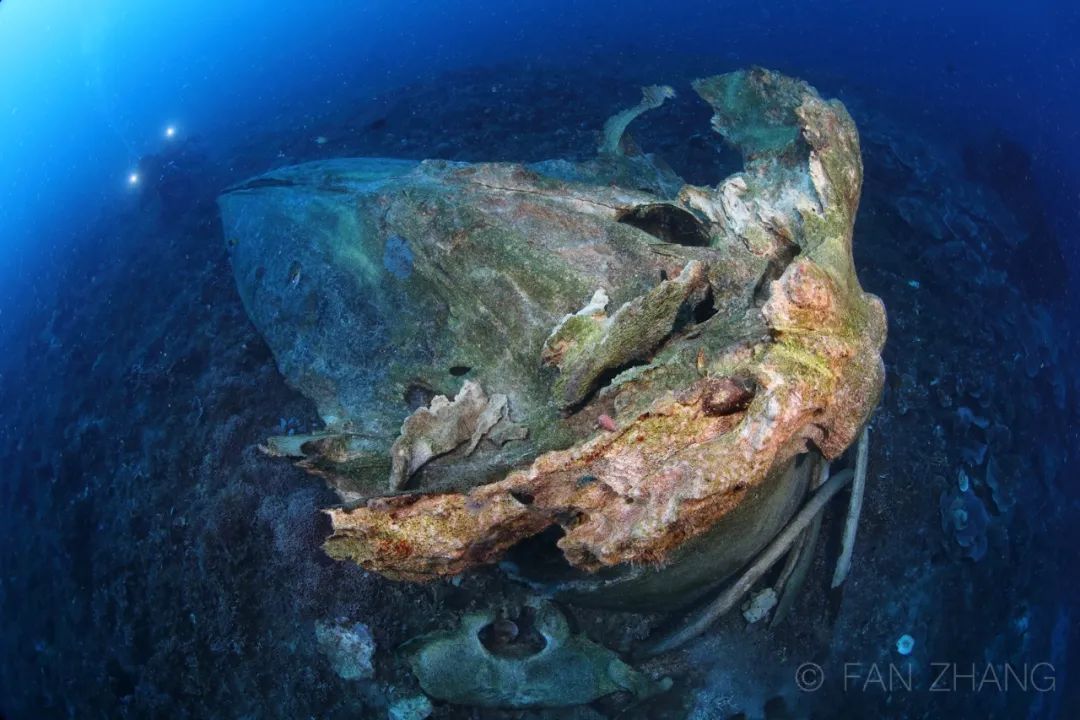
[1,1,1078,718]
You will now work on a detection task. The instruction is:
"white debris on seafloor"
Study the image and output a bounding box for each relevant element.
[741,587,778,624]
[314,620,376,680]
[388,694,433,720]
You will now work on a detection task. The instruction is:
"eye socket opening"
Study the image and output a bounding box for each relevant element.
[616,203,711,247]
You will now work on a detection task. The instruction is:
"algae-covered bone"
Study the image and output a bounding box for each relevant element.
[403,601,670,708]
[220,68,886,591]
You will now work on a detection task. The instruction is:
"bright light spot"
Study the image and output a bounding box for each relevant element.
[165,125,176,138]
[128,173,140,186]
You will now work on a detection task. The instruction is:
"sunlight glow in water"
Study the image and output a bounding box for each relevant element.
[128,172,140,186]
[165,125,177,138]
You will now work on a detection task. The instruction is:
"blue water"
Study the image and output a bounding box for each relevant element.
[3,1,1078,297]
[0,1,1077,718]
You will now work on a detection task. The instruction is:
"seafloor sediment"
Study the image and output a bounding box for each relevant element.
[0,60,1075,719]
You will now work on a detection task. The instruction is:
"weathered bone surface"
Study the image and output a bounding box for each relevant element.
[219,68,886,586]
[404,600,670,707]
